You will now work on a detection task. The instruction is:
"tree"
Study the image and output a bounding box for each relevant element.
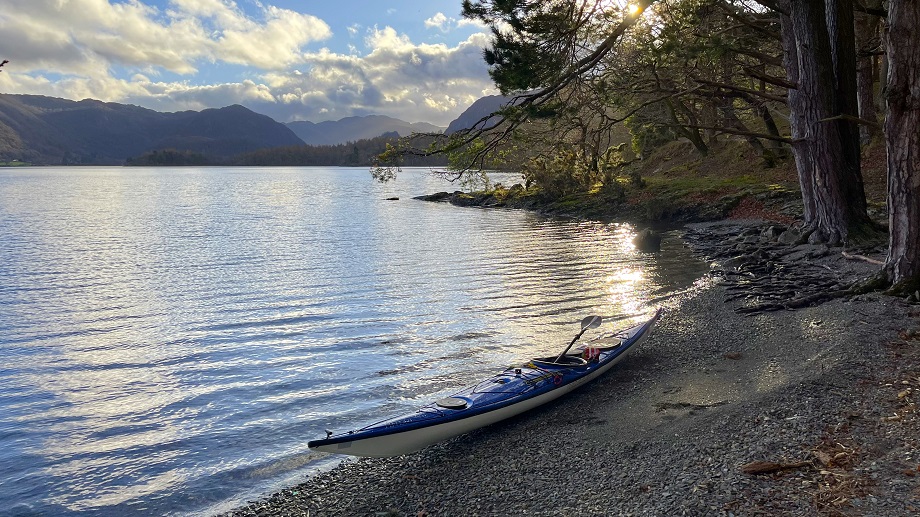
[377,0,657,175]
[381,1,880,248]
[883,0,920,289]
[854,0,884,145]
[775,0,872,245]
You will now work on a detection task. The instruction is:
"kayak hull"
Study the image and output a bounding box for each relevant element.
[308,310,660,457]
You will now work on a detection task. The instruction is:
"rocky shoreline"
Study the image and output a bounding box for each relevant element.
[412,183,805,226]
[219,221,919,517]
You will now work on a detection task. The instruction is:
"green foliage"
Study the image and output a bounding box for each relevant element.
[236,135,447,168]
[126,149,213,166]
[625,109,677,159]
[405,0,793,201]
[521,149,600,199]
[464,0,575,93]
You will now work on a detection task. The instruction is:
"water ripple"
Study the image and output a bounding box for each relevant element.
[0,167,708,516]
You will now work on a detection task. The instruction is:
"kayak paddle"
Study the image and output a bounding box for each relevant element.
[553,315,603,363]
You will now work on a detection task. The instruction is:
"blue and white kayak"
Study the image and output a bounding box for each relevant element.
[308,309,661,457]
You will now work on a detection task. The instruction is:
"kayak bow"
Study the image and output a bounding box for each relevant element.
[308,309,661,457]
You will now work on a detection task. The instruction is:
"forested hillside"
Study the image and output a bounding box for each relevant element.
[234,133,448,167]
[0,95,304,164]
[287,116,443,146]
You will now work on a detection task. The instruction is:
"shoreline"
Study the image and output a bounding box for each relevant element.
[219,220,919,516]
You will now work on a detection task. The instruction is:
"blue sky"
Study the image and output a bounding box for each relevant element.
[0,0,497,125]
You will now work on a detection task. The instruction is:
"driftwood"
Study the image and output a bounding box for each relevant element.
[842,251,885,265]
[741,460,811,475]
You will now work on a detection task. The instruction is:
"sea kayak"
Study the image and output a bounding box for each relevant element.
[308,309,661,457]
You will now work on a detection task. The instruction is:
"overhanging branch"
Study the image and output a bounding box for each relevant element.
[682,124,796,143]
[693,77,788,103]
[378,1,660,174]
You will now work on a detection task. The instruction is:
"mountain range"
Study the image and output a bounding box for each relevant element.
[0,93,503,165]
[286,115,442,146]
[445,95,514,135]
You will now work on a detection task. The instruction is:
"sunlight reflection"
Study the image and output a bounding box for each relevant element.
[605,267,646,315]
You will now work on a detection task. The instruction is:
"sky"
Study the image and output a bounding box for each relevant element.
[0,0,499,126]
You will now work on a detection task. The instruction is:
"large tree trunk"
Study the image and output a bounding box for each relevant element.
[855,1,882,145]
[779,5,816,223]
[825,0,863,187]
[884,0,920,287]
[787,0,870,245]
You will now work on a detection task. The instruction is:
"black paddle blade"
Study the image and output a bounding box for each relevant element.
[580,315,603,330]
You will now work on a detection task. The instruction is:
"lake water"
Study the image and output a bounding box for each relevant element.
[0,166,708,516]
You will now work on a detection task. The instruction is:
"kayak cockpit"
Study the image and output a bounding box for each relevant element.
[530,355,588,368]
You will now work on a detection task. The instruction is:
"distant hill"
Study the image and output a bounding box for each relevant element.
[0,94,304,165]
[286,115,443,146]
[445,95,516,135]
[235,132,448,168]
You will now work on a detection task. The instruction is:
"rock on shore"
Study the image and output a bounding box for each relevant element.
[219,223,919,517]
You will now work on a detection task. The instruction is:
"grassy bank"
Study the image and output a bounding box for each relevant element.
[424,139,888,227]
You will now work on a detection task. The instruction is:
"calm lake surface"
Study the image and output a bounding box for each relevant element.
[0,166,708,516]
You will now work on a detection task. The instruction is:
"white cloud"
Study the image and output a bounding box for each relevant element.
[216,5,332,69]
[424,12,452,32]
[0,0,331,75]
[0,2,497,126]
[458,18,488,29]
[248,29,496,125]
[425,12,486,33]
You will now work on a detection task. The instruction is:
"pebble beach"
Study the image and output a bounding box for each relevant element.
[219,222,920,516]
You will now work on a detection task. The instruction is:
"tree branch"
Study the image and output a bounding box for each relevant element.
[731,47,784,68]
[693,77,788,103]
[743,66,798,89]
[716,1,781,40]
[379,1,660,173]
[853,2,887,18]
[818,114,882,129]
[681,125,795,143]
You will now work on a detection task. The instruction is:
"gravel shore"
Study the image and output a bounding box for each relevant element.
[220,223,920,516]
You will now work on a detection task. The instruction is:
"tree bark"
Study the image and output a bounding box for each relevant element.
[884,0,920,287]
[826,0,863,184]
[778,2,815,223]
[855,1,882,145]
[787,0,870,244]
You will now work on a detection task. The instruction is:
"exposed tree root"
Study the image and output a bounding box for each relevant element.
[684,223,891,315]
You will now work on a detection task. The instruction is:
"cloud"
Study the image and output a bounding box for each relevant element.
[0,0,331,75]
[254,29,496,124]
[424,12,486,33]
[216,5,332,69]
[0,2,497,126]
[424,12,451,32]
